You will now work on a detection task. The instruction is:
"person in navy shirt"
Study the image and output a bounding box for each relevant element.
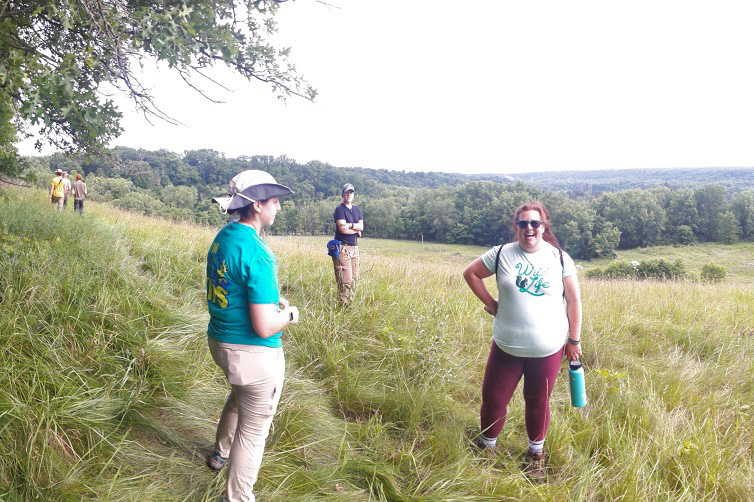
[333,183,364,303]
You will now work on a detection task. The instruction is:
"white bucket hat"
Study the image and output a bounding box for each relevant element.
[212,170,294,214]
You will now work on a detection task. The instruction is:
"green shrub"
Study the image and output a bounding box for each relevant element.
[605,260,638,279]
[586,260,637,279]
[701,263,727,282]
[588,259,686,280]
[636,258,686,280]
[585,267,605,279]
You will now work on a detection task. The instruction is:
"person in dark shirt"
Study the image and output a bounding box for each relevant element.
[333,183,364,303]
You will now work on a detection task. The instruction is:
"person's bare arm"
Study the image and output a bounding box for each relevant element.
[249,303,299,338]
[563,275,582,361]
[463,258,498,315]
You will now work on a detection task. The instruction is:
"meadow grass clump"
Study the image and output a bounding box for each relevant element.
[0,190,220,500]
[2,187,754,501]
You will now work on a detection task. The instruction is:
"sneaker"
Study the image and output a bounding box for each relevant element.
[524,450,546,481]
[472,436,496,451]
[206,450,228,471]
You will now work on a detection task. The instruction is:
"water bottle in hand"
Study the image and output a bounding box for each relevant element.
[568,360,587,408]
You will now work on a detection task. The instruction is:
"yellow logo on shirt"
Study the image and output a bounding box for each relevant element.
[207,245,229,308]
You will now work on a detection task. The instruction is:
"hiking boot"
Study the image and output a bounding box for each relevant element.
[206,450,228,471]
[524,450,546,481]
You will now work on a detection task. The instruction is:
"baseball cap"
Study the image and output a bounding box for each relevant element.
[342,183,355,194]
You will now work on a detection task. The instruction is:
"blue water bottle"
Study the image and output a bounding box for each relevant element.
[568,360,587,408]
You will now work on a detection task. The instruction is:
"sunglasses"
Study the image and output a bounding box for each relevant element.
[516,220,543,229]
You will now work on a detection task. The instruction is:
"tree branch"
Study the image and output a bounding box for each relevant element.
[0,0,13,19]
[178,69,225,103]
[0,175,31,187]
[198,48,314,101]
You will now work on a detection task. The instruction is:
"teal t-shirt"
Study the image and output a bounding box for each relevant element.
[206,222,282,347]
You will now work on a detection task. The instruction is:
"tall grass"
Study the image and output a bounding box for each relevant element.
[1,187,753,501]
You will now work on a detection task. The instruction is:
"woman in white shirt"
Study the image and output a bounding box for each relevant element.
[463,201,582,480]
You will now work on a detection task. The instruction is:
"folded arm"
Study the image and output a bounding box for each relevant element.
[336,219,360,235]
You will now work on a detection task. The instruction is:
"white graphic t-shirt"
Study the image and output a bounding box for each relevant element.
[481,241,577,358]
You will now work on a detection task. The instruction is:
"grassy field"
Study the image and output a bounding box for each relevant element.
[1,188,753,501]
[586,243,754,283]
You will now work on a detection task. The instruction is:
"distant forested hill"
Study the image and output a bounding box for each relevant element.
[480,167,754,194]
[21,149,754,259]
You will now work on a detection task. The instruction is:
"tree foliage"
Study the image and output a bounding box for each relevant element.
[0,0,315,175]
[595,190,667,248]
[0,95,23,178]
[694,185,727,242]
[26,147,754,259]
[718,211,740,244]
[731,191,754,240]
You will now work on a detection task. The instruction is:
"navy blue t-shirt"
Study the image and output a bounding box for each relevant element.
[334,203,363,245]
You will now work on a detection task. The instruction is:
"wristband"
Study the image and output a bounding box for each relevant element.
[567,338,581,345]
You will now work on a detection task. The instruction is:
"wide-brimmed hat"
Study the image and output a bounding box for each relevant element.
[54,169,63,175]
[341,183,355,194]
[212,170,294,214]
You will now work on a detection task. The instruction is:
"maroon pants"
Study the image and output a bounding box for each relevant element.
[480,341,564,441]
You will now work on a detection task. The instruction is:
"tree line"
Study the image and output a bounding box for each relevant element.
[25,148,754,260]
[486,167,754,194]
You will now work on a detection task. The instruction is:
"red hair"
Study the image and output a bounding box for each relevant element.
[512,201,561,250]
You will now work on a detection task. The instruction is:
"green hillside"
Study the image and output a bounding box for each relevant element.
[25,150,754,262]
[1,188,753,501]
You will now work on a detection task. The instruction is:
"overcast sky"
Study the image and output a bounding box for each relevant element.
[21,0,754,174]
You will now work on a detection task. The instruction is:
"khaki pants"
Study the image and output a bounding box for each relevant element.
[208,337,285,502]
[333,244,360,303]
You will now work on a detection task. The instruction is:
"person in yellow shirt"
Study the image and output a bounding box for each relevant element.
[49,169,66,211]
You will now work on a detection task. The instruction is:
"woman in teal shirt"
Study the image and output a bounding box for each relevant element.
[205,170,300,502]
